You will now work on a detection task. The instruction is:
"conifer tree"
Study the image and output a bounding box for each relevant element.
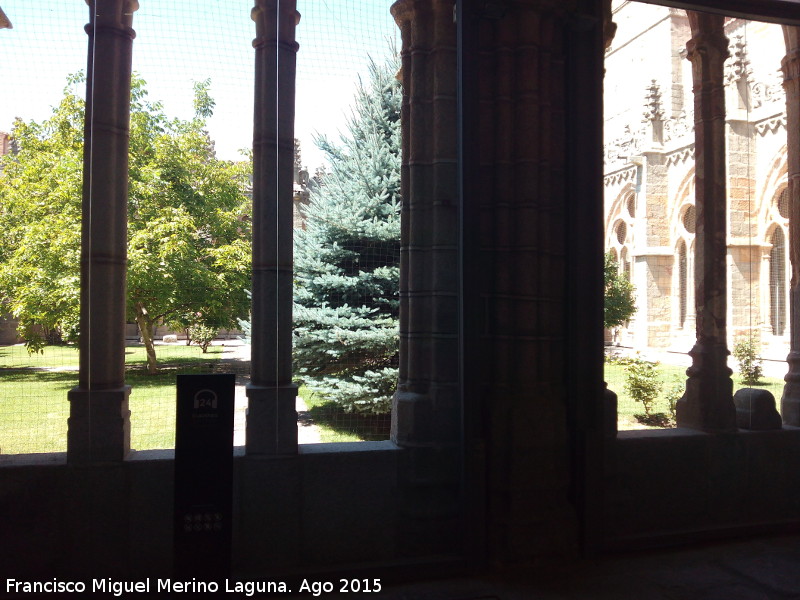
[293,55,401,414]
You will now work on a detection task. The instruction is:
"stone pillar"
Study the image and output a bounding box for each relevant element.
[781,26,800,424]
[676,12,736,432]
[67,0,137,463]
[391,0,460,555]
[246,0,299,454]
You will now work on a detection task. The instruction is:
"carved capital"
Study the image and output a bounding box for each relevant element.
[686,12,729,69]
[252,0,300,50]
[85,0,138,34]
[783,48,800,96]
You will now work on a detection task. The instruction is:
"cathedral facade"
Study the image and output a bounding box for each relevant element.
[605,2,789,358]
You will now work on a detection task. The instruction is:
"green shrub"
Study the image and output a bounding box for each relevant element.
[188,324,217,353]
[732,336,763,386]
[663,375,684,427]
[624,357,662,419]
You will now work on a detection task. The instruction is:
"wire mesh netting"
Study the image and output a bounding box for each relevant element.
[0,1,85,455]
[0,1,399,454]
[292,1,399,442]
[604,4,789,430]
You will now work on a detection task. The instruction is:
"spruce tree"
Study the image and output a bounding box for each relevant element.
[293,55,401,414]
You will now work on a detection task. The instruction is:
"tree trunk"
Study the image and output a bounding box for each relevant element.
[135,303,159,374]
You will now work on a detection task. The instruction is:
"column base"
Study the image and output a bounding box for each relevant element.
[391,390,433,446]
[245,383,298,455]
[675,342,736,432]
[781,350,800,426]
[67,385,131,463]
[604,383,618,438]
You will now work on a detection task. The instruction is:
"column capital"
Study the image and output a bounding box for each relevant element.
[252,0,300,50]
[85,0,138,34]
[686,11,729,69]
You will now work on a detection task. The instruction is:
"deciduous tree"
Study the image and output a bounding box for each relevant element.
[0,75,251,373]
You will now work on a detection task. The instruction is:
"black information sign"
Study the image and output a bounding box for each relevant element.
[173,373,235,579]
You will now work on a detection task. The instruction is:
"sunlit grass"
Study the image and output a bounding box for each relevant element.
[299,386,390,443]
[0,343,222,454]
[605,361,786,430]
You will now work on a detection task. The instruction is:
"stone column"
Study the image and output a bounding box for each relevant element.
[391,0,460,555]
[67,0,137,463]
[676,12,736,432]
[781,26,800,424]
[246,0,300,455]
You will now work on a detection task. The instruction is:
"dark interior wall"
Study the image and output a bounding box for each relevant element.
[605,429,800,549]
[471,0,593,563]
[7,0,800,583]
[0,443,400,578]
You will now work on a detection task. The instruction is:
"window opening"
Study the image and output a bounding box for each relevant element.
[682,204,696,234]
[678,240,688,328]
[770,226,787,336]
[0,2,86,454]
[290,1,399,442]
[604,2,788,431]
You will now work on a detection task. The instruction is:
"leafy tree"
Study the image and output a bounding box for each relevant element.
[292,55,401,414]
[604,251,636,329]
[0,75,84,350]
[0,74,252,372]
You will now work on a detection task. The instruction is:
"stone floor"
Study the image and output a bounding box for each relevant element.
[335,534,800,600]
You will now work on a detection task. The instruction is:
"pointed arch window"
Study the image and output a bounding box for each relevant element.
[770,226,787,336]
[677,240,688,329]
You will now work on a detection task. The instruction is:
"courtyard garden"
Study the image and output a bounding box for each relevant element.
[605,353,786,430]
[0,344,222,454]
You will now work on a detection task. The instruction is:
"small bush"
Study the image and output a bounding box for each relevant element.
[188,324,217,353]
[663,375,684,426]
[623,356,662,418]
[732,336,763,386]
[634,412,672,427]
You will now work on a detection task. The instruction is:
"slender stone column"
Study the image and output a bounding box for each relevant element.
[391,0,460,555]
[246,0,299,455]
[781,26,800,424]
[67,0,137,463]
[676,12,736,432]
[391,0,459,449]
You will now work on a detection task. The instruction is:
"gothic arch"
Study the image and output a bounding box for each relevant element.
[669,166,696,245]
[759,145,789,233]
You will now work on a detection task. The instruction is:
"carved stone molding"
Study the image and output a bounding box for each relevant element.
[665,147,695,166]
[604,166,637,188]
[643,80,665,124]
[725,34,751,85]
[755,114,787,136]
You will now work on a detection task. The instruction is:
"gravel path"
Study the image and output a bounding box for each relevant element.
[213,341,321,445]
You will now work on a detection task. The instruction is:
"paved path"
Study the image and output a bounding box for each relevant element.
[213,341,321,445]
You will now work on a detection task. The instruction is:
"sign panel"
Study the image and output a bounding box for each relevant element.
[173,373,235,579]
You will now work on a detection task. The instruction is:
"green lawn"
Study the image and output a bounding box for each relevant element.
[605,361,786,429]
[299,386,391,443]
[0,343,390,454]
[0,344,222,454]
